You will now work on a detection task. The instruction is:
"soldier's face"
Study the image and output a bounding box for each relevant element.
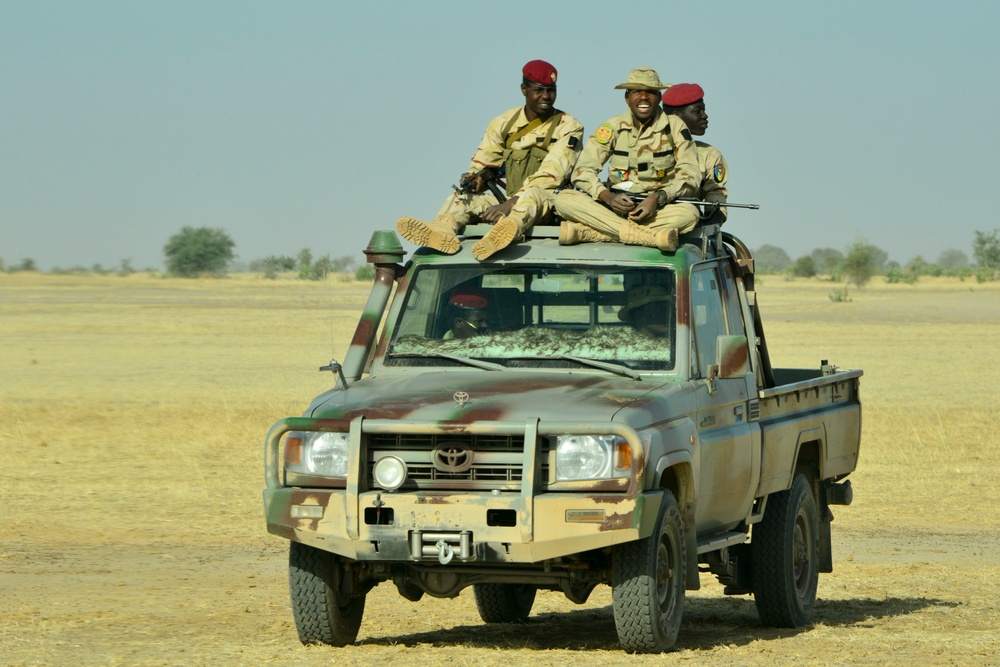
[670,101,708,136]
[626,89,659,123]
[522,82,556,119]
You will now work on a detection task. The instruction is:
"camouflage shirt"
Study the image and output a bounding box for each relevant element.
[468,107,584,199]
[572,109,700,203]
[695,141,728,204]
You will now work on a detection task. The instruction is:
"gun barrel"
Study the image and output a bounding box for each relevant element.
[677,198,759,210]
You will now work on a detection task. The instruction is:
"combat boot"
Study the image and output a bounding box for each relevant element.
[471,216,522,261]
[619,220,678,252]
[558,220,617,245]
[396,215,460,254]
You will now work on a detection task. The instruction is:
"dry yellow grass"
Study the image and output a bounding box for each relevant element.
[1,272,998,666]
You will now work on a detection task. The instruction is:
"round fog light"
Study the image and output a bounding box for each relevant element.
[373,456,407,491]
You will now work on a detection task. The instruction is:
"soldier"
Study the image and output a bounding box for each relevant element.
[554,67,701,251]
[661,83,728,222]
[396,60,584,261]
[618,284,671,338]
[443,289,491,339]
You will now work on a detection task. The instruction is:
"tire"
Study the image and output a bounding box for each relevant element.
[473,583,536,623]
[752,473,819,627]
[288,541,366,646]
[611,490,686,652]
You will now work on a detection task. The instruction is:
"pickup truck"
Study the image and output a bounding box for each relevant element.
[263,223,862,652]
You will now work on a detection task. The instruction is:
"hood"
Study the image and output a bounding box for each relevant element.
[307,369,676,425]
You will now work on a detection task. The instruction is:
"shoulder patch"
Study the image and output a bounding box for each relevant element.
[713,162,726,183]
[594,124,614,145]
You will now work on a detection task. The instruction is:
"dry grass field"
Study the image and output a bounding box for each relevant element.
[2,270,999,666]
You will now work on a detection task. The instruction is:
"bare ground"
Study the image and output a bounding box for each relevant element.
[1,273,998,666]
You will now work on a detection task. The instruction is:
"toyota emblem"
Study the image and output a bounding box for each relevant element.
[453,391,469,406]
[432,444,475,473]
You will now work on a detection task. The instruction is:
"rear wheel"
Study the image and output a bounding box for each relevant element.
[288,541,366,646]
[473,583,536,623]
[612,490,686,652]
[752,473,819,627]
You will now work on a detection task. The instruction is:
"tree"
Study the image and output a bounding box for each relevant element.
[809,248,844,275]
[164,227,235,277]
[973,230,1000,270]
[841,239,882,288]
[792,256,817,278]
[937,248,969,270]
[754,245,792,274]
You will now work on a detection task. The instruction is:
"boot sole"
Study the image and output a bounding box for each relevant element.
[396,217,460,254]
[471,219,520,260]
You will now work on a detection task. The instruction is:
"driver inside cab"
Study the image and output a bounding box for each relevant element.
[443,288,492,339]
[618,284,671,338]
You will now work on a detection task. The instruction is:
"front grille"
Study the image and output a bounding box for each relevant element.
[367,433,547,491]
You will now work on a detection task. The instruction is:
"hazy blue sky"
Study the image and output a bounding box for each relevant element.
[3,1,998,271]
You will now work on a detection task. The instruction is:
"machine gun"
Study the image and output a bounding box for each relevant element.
[453,169,507,204]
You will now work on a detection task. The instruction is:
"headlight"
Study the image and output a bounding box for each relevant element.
[554,435,630,481]
[284,431,350,477]
[372,455,407,491]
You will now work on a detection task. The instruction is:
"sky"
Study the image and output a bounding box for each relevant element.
[3,1,999,271]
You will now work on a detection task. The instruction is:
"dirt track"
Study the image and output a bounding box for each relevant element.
[1,273,998,666]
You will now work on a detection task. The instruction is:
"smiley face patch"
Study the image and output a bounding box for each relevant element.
[594,124,613,145]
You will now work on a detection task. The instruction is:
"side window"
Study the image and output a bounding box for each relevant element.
[690,265,726,378]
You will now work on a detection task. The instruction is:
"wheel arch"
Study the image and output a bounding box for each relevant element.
[654,453,700,590]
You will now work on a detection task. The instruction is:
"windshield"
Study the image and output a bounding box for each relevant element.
[385,264,676,372]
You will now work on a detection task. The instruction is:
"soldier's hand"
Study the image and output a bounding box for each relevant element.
[628,194,658,223]
[482,197,517,223]
[601,191,636,217]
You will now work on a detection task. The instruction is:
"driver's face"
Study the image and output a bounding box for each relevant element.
[452,310,490,338]
[631,303,668,337]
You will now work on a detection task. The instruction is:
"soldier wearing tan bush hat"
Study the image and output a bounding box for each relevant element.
[614,67,671,91]
[554,67,701,252]
[618,284,672,338]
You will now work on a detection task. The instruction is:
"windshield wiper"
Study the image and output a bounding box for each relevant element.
[511,355,642,380]
[391,352,506,371]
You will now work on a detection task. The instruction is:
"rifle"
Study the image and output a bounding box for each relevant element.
[614,190,758,210]
[453,170,507,204]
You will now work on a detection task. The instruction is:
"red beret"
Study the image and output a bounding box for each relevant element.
[449,288,489,309]
[661,83,704,107]
[522,60,557,86]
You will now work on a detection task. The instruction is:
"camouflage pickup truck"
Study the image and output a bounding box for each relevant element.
[263,223,862,653]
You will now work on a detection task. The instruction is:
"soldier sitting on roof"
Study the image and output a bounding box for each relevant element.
[396,60,584,262]
[661,83,729,224]
[554,67,702,251]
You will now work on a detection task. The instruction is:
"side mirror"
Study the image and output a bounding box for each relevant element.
[716,335,749,379]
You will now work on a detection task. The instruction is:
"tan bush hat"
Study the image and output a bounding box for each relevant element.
[614,67,669,91]
[618,284,672,320]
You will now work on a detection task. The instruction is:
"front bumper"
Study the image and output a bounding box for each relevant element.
[263,416,659,563]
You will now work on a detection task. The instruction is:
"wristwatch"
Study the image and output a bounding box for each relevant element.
[656,189,668,209]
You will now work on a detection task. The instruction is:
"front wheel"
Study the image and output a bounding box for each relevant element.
[612,490,686,652]
[752,473,820,627]
[473,583,536,623]
[288,541,366,646]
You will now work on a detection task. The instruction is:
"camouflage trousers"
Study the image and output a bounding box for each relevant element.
[553,189,700,240]
[434,187,556,234]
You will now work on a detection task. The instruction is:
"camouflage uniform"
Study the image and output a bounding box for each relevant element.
[435,106,584,230]
[554,109,701,240]
[695,141,728,219]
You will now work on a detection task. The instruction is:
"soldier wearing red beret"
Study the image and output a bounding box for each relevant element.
[661,84,729,221]
[397,60,584,261]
